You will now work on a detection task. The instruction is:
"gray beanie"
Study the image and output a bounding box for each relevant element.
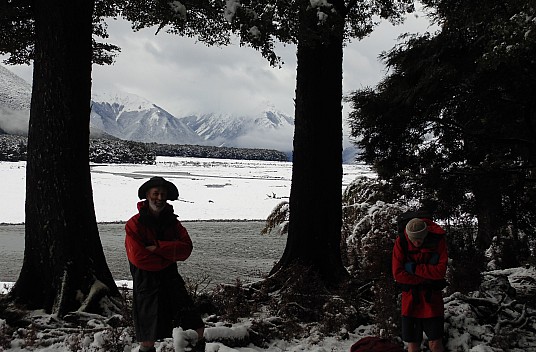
[406,218,428,241]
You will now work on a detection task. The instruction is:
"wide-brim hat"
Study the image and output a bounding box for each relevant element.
[138,176,179,201]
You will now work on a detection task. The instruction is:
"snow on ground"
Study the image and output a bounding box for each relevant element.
[1,157,536,351]
[1,267,536,351]
[0,156,374,224]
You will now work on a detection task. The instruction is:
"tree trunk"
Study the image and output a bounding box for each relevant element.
[270,1,348,285]
[8,0,119,316]
[473,173,503,251]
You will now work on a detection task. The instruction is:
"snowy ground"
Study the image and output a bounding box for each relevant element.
[1,267,535,352]
[1,157,536,351]
[0,156,375,224]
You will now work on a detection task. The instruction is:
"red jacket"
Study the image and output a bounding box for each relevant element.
[392,218,448,318]
[125,201,193,271]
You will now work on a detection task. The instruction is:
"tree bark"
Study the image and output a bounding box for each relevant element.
[8,0,119,316]
[473,173,504,251]
[270,1,348,285]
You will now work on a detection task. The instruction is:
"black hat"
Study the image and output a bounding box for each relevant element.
[138,176,179,201]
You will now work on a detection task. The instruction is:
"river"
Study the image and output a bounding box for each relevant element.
[0,221,286,288]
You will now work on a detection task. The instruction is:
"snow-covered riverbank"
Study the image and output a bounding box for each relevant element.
[1,156,374,224]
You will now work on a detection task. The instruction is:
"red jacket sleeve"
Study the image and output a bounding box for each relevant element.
[152,222,193,262]
[392,237,425,285]
[415,237,448,280]
[125,218,174,271]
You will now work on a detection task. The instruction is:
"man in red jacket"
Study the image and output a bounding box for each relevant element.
[125,176,205,352]
[392,217,448,352]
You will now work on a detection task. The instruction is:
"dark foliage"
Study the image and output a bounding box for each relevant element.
[0,134,288,163]
[120,0,230,46]
[444,222,484,294]
[0,134,27,161]
[210,279,258,324]
[228,0,415,67]
[90,138,156,164]
[0,0,120,65]
[147,142,288,162]
[347,0,536,253]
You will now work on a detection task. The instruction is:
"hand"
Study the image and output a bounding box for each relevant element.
[145,245,157,252]
[404,262,416,274]
[429,252,439,265]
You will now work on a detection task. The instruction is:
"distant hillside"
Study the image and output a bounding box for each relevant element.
[0,134,288,163]
[0,65,32,136]
[147,143,288,161]
[0,134,155,164]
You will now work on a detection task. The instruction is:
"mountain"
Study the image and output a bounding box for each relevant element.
[0,65,32,135]
[179,106,295,153]
[90,94,296,155]
[0,65,115,138]
[90,91,202,145]
[1,65,357,162]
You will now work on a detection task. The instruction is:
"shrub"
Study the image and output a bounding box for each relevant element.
[341,177,407,338]
[210,279,257,323]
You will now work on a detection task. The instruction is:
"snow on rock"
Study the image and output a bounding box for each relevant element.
[204,325,249,342]
[173,327,198,352]
[443,267,536,351]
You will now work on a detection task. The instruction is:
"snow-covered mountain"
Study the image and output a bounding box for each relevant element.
[90,91,202,145]
[0,65,357,162]
[179,107,295,153]
[0,65,32,135]
[90,94,296,155]
[0,65,113,138]
[0,63,293,150]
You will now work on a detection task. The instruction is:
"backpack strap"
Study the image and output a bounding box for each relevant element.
[398,231,408,260]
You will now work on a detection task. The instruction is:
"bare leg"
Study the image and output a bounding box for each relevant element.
[428,339,444,352]
[196,327,205,340]
[139,341,155,351]
[407,342,421,352]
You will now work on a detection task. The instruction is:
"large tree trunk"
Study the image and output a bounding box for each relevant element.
[8,0,119,316]
[270,1,348,285]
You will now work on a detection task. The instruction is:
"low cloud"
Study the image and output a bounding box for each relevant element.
[233,127,294,152]
[0,107,29,135]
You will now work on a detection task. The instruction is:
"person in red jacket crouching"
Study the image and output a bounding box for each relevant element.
[392,217,448,352]
[125,176,205,352]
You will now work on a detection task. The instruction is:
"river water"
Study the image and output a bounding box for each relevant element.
[0,221,286,288]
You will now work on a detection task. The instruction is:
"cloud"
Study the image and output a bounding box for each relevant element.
[233,126,295,152]
[88,18,298,117]
[0,107,29,135]
[2,8,436,121]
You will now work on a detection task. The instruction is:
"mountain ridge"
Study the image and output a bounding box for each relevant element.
[0,64,358,162]
[0,64,295,153]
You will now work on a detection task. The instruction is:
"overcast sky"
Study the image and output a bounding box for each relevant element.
[4,8,437,119]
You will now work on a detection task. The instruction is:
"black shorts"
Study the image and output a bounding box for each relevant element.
[401,316,444,343]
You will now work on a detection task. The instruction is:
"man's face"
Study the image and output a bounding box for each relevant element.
[409,238,424,247]
[146,186,168,213]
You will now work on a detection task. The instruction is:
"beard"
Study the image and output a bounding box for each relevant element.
[148,200,166,214]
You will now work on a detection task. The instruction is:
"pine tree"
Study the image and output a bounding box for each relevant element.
[348,0,536,253]
[2,0,121,315]
[227,0,415,286]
